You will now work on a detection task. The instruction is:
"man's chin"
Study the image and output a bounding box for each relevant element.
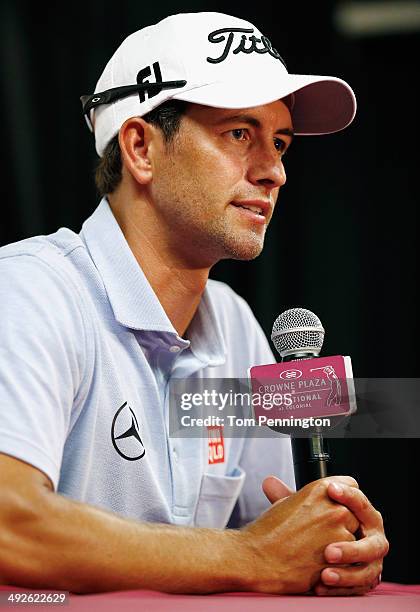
[223,240,265,261]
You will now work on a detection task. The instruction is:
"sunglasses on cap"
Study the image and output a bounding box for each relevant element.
[80,79,187,132]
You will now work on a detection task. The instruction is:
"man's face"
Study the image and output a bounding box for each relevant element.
[147,99,293,267]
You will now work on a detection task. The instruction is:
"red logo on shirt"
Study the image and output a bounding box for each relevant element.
[208,426,225,464]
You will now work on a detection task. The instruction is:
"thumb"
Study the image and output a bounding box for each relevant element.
[262,475,294,504]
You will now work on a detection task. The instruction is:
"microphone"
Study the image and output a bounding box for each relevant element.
[271,308,330,489]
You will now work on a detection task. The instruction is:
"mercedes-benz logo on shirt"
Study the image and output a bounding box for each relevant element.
[111,402,146,461]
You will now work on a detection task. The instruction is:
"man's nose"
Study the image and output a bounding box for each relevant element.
[246,143,286,190]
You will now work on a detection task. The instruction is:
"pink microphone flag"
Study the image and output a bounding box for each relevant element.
[249,355,356,421]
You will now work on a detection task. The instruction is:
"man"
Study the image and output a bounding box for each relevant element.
[0,12,387,596]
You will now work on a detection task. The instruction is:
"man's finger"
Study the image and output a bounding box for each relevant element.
[262,475,294,504]
[325,535,389,565]
[314,583,376,597]
[321,563,381,588]
[327,483,384,529]
[263,475,359,505]
[322,475,359,489]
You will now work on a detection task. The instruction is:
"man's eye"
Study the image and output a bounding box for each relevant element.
[274,138,287,154]
[231,128,248,140]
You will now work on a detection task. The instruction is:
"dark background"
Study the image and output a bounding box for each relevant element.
[1,0,419,584]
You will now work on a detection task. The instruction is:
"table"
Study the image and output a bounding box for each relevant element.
[1,583,420,611]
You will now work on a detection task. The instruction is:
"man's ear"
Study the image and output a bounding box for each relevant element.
[118,117,155,185]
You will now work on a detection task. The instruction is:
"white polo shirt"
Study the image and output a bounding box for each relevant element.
[0,198,294,528]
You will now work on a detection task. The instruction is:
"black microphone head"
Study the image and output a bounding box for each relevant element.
[271,307,325,359]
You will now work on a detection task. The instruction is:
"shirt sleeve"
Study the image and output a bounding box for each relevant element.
[0,251,87,489]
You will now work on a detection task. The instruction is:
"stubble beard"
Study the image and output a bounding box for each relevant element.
[205,215,266,261]
[153,178,268,264]
[169,209,267,264]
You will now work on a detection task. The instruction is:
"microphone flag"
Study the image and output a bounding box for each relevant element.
[249,355,356,424]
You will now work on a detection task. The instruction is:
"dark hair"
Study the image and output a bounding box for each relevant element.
[95,99,189,196]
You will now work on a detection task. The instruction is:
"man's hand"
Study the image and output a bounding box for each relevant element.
[240,475,360,594]
[315,481,388,596]
[262,475,389,596]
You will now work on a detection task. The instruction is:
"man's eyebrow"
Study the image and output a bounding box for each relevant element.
[215,114,294,138]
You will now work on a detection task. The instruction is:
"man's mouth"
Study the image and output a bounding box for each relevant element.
[236,204,263,214]
[230,200,270,222]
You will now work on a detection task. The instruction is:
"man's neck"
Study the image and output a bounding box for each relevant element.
[108,195,210,338]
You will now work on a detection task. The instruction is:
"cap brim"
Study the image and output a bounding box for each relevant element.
[172,74,356,135]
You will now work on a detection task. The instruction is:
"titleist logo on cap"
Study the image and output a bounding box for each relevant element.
[207,27,287,66]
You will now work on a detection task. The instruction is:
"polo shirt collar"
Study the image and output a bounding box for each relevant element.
[186,286,227,367]
[80,198,226,366]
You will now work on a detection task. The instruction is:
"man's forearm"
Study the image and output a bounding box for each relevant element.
[0,490,251,594]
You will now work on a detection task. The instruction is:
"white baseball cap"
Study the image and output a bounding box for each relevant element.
[81,12,357,157]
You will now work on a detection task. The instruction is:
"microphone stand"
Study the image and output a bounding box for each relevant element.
[283,352,330,489]
[291,431,330,489]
